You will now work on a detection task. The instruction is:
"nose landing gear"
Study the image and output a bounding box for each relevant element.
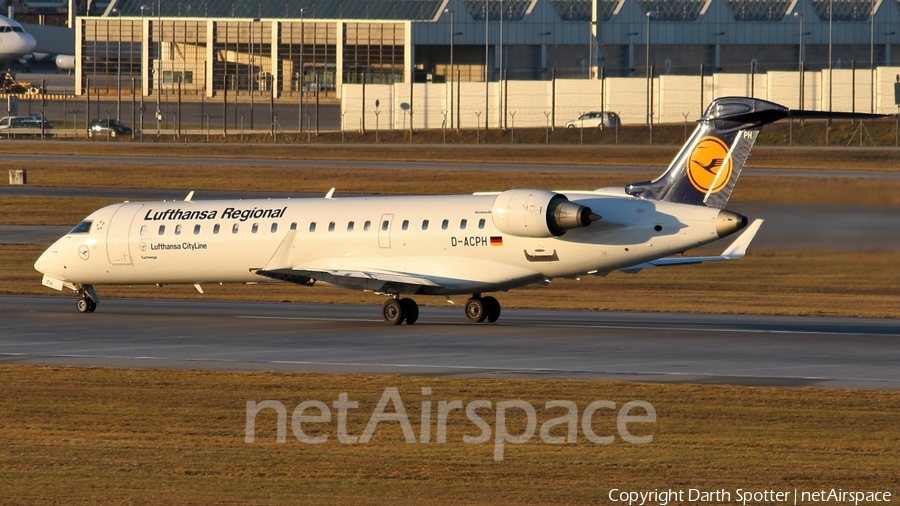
[75,285,98,313]
[76,297,97,313]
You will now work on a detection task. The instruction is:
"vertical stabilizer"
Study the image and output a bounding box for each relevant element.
[625,97,789,208]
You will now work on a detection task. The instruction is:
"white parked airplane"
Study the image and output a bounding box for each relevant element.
[33,97,875,324]
[0,15,37,65]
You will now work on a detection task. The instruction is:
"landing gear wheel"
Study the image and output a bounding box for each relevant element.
[382,299,405,325]
[482,296,501,323]
[400,298,419,325]
[465,298,487,323]
[76,298,95,313]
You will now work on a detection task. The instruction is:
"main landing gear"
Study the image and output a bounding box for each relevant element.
[382,297,419,325]
[380,294,501,325]
[464,295,501,323]
[75,285,97,313]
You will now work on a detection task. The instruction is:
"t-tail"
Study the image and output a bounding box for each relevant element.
[626,96,885,209]
[626,97,777,209]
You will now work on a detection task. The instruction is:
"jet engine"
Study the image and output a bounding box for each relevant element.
[55,55,76,71]
[491,189,600,238]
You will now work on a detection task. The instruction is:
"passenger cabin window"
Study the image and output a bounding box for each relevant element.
[422,220,429,230]
[140,225,147,236]
[328,222,335,232]
[213,224,220,234]
[290,222,297,230]
[442,220,448,230]
[232,223,239,234]
[252,223,259,234]
[478,219,485,229]
[347,221,355,232]
[381,220,389,231]
[193,224,201,235]
[271,223,278,233]
[158,225,166,235]
[70,221,92,234]
[364,221,371,231]
[175,224,182,235]
[402,220,409,230]
[460,219,467,230]
[309,222,316,232]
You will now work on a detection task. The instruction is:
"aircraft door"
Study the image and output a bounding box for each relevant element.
[378,214,393,248]
[106,204,143,265]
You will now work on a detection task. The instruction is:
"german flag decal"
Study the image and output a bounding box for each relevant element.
[490,236,503,246]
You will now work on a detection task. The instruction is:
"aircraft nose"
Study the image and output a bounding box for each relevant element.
[34,247,59,275]
[20,33,37,54]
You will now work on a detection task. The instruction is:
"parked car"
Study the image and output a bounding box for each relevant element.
[89,118,132,138]
[565,111,620,129]
[0,115,52,132]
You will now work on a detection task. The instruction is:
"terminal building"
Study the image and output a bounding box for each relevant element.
[71,0,900,99]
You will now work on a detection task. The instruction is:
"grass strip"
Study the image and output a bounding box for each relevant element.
[0,366,897,505]
[1,138,898,170]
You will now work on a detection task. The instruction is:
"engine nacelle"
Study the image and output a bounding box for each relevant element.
[55,55,76,71]
[491,189,600,238]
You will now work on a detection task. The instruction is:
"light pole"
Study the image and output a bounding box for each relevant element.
[299,8,305,135]
[869,0,875,112]
[140,5,149,138]
[646,11,654,125]
[794,12,804,109]
[250,17,260,131]
[112,8,121,119]
[828,0,833,112]
[155,0,161,137]
[484,0,489,132]
[444,8,454,130]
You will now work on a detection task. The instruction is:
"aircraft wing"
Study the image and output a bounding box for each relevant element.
[619,219,763,273]
[253,229,443,291]
[256,265,442,292]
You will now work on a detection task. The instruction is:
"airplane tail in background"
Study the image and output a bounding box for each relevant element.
[625,96,883,209]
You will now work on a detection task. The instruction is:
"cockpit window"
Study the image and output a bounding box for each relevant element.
[12,27,23,33]
[69,221,92,234]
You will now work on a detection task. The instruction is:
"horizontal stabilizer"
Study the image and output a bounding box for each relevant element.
[788,110,886,121]
[620,219,763,273]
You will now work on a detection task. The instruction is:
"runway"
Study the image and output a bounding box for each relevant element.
[2,296,898,390]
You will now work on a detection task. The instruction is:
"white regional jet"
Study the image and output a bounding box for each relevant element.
[0,15,37,65]
[34,97,872,324]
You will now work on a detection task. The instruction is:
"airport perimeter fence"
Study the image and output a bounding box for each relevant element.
[4,66,900,146]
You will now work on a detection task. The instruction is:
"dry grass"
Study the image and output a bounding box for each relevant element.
[6,245,900,318]
[1,366,898,505]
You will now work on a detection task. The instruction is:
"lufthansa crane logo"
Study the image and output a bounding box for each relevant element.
[687,136,733,194]
[78,245,90,260]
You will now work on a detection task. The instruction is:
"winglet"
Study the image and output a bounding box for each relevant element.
[185,191,194,202]
[721,219,763,259]
[325,188,335,199]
